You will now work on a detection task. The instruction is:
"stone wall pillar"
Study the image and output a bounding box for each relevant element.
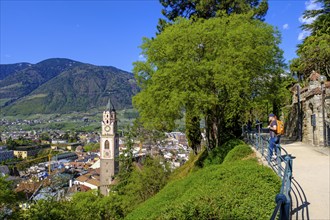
[317,99,323,146]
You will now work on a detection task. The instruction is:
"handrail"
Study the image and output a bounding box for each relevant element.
[244,131,294,220]
[270,194,286,219]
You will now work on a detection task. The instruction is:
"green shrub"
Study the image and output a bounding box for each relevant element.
[126,148,281,220]
[203,138,245,166]
[223,144,254,164]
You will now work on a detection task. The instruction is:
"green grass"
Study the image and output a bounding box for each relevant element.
[126,144,281,220]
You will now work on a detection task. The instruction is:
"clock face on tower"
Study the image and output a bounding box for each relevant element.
[103,150,110,158]
[105,126,110,132]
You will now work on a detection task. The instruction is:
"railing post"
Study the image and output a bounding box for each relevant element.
[280,155,293,220]
[255,133,258,149]
[276,144,282,177]
[251,133,253,145]
[287,155,293,217]
[279,198,290,220]
[256,133,259,150]
[267,137,272,165]
[261,137,265,157]
[273,194,289,220]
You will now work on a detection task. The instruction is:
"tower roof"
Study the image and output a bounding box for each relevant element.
[106,97,115,112]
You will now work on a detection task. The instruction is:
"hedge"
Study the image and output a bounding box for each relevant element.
[126,144,281,220]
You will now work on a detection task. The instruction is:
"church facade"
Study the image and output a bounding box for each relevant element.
[99,100,119,196]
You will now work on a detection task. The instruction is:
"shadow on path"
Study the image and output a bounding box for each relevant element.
[280,141,329,220]
[269,157,310,220]
[280,137,300,145]
[291,177,310,220]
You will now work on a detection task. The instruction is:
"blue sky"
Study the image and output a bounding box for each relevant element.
[0,0,321,72]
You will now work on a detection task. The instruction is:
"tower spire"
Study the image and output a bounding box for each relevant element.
[106,96,115,111]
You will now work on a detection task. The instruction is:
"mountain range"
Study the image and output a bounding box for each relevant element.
[0,58,138,115]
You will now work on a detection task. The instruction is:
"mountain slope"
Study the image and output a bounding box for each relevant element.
[0,62,32,80]
[0,58,138,115]
[0,58,82,101]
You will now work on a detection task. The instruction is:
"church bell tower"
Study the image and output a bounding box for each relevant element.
[99,98,119,196]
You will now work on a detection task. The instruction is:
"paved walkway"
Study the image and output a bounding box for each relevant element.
[281,142,330,220]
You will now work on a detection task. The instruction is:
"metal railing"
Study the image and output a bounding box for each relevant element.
[245,132,295,220]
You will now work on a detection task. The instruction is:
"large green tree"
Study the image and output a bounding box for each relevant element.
[302,0,330,35]
[133,13,284,152]
[156,0,270,152]
[157,0,268,31]
[290,0,330,79]
[294,34,330,78]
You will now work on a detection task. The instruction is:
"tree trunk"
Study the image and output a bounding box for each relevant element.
[273,101,280,118]
[185,110,201,154]
[205,104,222,150]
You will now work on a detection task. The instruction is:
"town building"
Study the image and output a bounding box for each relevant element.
[13,146,40,159]
[74,168,100,190]
[66,143,81,151]
[0,165,10,176]
[51,152,78,161]
[0,146,14,162]
[51,139,68,145]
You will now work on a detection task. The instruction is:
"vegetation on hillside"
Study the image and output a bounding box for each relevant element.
[126,144,281,220]
[0,58,138,115]
[0,62,31,80]
[0,59,82,101]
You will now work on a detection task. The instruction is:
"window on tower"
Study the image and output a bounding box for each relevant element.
[105,140,109,149]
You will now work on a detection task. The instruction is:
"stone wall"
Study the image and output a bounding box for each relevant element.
[284,104,298,138]
[289,71,330,146]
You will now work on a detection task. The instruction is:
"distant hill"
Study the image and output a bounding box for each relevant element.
[0,62,32,80]
[0,58,138,115]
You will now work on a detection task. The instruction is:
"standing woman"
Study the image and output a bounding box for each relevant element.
[268,113,277,160]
